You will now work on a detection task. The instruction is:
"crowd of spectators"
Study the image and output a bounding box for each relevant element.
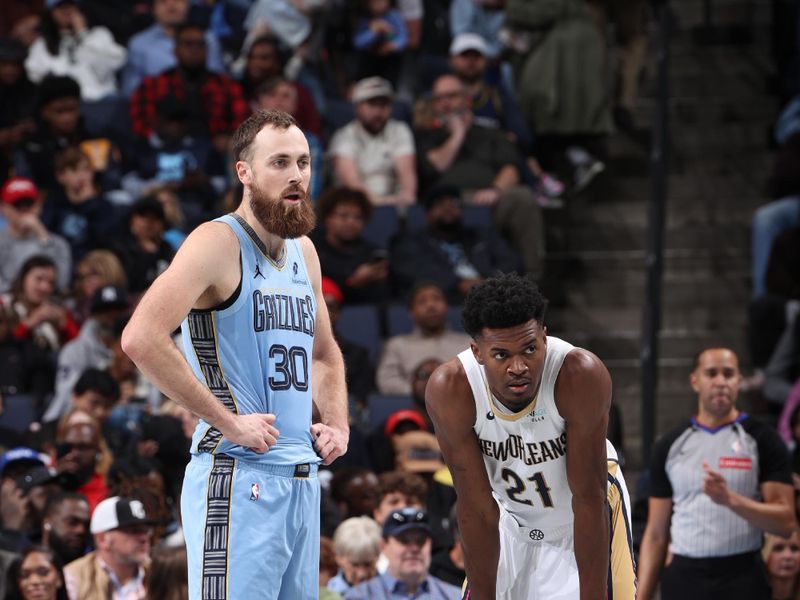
[0,0,647,597]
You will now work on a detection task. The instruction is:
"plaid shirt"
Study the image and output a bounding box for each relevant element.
[130,67,248,138]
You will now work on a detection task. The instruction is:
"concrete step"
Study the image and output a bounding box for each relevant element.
[547,302,749,333]
[667,0,772,28]
[553,223,749,251]
[564,328,749,361]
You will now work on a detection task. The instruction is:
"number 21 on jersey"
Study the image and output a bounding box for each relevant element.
[502,468,554,507]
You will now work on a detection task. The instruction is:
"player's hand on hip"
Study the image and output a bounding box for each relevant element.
[311,423,349,465]
[223,413,280,453]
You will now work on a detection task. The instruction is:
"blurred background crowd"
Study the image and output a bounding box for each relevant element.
[0,0,799,598]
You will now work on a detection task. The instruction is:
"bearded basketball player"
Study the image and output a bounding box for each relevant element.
[123,110,349,599]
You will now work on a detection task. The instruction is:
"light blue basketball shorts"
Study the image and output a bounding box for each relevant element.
[182,453,321,599]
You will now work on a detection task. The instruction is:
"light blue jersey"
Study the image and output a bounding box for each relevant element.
[181,213,319,466]
[181,213,322,599]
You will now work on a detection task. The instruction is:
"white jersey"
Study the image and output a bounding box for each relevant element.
[458,336,575,539]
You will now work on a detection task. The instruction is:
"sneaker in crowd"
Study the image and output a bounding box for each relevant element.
[536,172,566,198]
[572,159,605,193]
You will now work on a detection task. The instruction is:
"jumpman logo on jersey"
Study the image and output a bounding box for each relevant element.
[254,263,265,279]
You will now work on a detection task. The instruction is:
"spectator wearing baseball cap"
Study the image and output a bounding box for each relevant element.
[447,33,566,208]
[42,285,129,423]
[450,1,507,59]
[0,177,72,294]
[63,496,153,600]
[344,507,461,599]
[329,77,417,207]
[0,446,48,481]
[0,447,59,554]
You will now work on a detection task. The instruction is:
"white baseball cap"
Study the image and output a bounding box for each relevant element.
[449,33,490,56]
[90,496,156,534]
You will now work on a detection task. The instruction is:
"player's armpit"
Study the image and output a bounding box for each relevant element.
[426,359,499,600]
[126,221,240,339]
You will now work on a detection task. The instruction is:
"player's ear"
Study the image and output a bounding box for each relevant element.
[470,341,484,365]
[689,371,700,393]
[235,160,252,186]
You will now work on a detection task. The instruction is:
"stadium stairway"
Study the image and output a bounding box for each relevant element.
[541,0,777,470]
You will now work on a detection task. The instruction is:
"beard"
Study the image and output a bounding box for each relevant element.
[248,180,316,239]
[49,530,86,565]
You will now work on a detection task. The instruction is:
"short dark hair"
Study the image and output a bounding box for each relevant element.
[408,281,445,308]
[174,22,206,41]
[691,347,738,372]
[317,186,373,222]
[248,34,281,59]
[73,368,120,403]
[461,273,548,338]
[44,491,88,518]
[231,109,298,163]
[256,76,291,99]
[376,471,428,504]
[329,467,376,504]
[37,75,80,111]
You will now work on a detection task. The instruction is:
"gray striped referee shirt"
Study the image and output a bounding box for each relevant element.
[649,413,791,558]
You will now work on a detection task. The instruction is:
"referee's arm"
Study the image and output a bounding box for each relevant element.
[703,465,796,537]
[637,497,673,600]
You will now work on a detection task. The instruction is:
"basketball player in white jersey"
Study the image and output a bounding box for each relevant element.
[426,273,636,599]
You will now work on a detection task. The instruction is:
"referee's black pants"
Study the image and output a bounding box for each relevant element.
[661,551,771,600]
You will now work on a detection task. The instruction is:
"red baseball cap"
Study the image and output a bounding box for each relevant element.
[385,409,427,437]
[1,177,39,205]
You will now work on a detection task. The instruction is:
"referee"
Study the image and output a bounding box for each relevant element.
[637,347,797,600]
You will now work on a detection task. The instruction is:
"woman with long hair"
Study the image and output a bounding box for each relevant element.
[23,0,126,100]
[5,546,68,600]
[0,255,78,353]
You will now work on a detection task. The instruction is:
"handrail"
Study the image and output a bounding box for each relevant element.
[640,0,672,468]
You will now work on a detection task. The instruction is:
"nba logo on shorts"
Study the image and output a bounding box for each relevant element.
[250,483,259,501]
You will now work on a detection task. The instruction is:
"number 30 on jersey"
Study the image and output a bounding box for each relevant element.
[268,344,309,391]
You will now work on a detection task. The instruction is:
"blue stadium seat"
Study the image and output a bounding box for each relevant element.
[0,395,36,432]
[406,204,426,232]
[463,205,493,229]
[367,393,415,428]
[336,304,382,362]
[386,303,414,337]
[362,206,400,249]
[405,204,493,232]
